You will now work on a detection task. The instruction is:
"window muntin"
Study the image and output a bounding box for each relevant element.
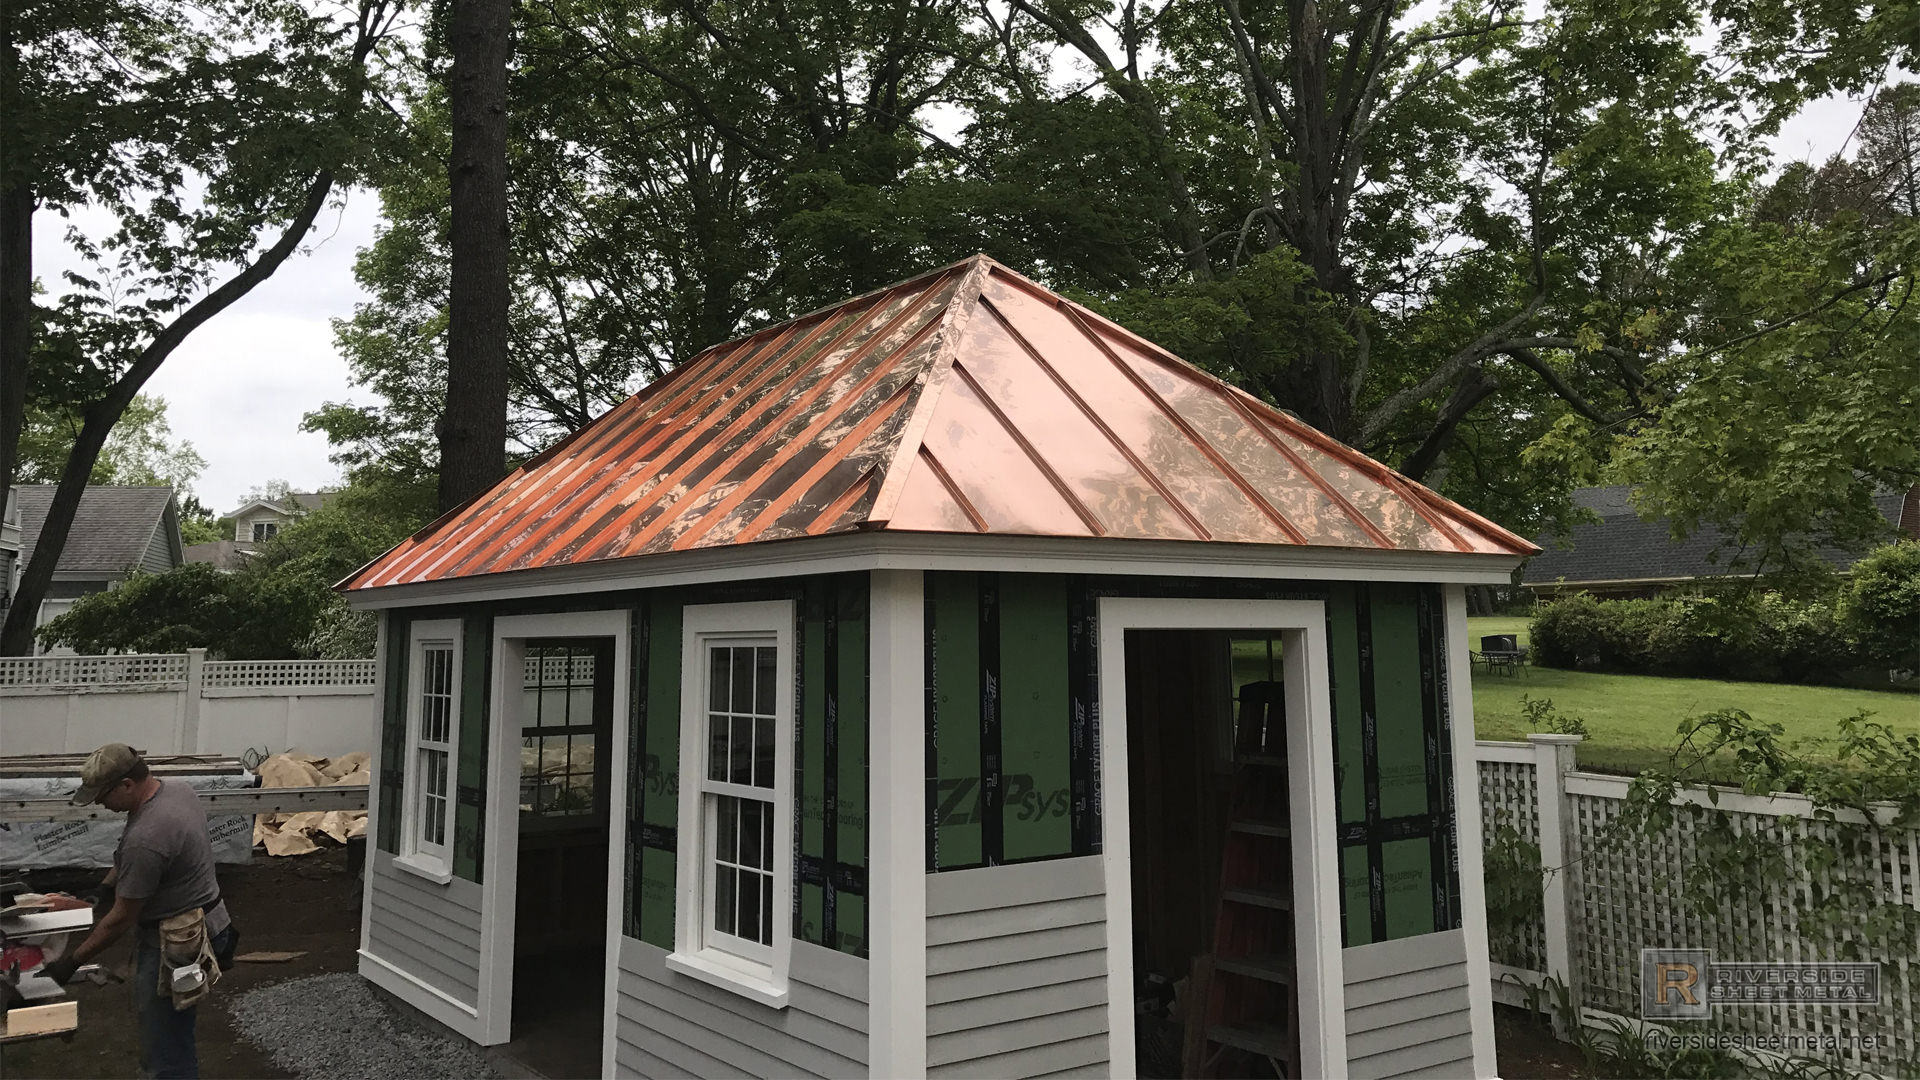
[399,622,461,879]
[521,644,601,818]
[701,643,778,954]
[252,521,277,541]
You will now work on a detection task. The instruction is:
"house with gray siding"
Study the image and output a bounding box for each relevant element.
[342,256,1536,1078]
[221,489,335,545]
[9,485,183,652]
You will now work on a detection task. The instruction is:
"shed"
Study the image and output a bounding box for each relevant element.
[343,255,1536,1079]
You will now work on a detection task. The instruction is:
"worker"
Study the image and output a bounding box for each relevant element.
[40,744,238,1079]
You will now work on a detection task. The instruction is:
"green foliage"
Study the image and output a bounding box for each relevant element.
[1601,709,1920,986]
[1519,694,1588,737]
[36,491,424,659]
[1838,541,1920,668]
[1480,818,1546,962]
[1528,591,1872,685]
[16,394,204,492]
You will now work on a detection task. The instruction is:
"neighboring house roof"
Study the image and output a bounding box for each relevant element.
[348,255,1534,592]
[15,485,182,575]
[1523,484,1908,588]
[221,490,335,521]
[183,540,256,571]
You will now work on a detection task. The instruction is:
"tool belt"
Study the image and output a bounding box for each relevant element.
[155,905,222,1011]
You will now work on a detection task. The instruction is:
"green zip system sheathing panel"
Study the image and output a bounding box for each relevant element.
[625,576,871,958]
[921,573,1458,948]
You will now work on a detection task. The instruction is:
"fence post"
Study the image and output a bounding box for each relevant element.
[182,649,207,754]
[1530,732,1582,1030]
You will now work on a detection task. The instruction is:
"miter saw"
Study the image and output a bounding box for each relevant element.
[1,880,107,1044]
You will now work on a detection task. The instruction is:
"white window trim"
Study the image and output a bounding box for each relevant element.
[396,618,462,884]
[667,599,795,1009]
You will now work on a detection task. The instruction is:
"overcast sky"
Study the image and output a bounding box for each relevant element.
[34,87,1872,514]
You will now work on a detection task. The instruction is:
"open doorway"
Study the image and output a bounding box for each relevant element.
[505,637,613,1078]
[1097,596,1345,1079]
[1126,630,1300,1079]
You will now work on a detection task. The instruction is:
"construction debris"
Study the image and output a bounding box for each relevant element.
[253,752,370,856]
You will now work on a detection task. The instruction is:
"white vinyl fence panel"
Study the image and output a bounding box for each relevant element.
[1480,736,1920,1075]
[0,650,375,759]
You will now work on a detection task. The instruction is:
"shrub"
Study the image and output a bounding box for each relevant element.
[1838,540,1920,668]
[1529,588,1868,685]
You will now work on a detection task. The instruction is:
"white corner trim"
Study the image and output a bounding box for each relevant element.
[1096,596,1348,1079]
[346,532,1523,609]
[358,949,482,1039]
[358,616,389,992]
[868,569,928,1079]
[1444,584,1500,1079]
[663,950,793,1008]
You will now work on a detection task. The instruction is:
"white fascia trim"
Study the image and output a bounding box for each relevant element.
[1444,584,1500,1078]
[358,949,482,1040]
[347,533,1523,610]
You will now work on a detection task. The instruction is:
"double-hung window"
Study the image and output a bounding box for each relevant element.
[668,601,794,1007]
[398,620,461,881]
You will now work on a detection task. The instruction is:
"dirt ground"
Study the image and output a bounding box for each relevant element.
[2,846,363,1080]
[1496,1005,1595,1078]
[8,845,1598,1079]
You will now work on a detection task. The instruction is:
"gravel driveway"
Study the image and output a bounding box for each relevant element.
[228,972,501,1079]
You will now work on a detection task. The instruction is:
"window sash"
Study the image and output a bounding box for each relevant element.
[693,634,784,969]
[405,634,459,868]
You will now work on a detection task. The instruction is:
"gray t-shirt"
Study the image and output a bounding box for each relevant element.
[115,779,230,936]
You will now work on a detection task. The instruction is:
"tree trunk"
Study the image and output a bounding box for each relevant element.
[439,0,513,512]
[0,0,31,599]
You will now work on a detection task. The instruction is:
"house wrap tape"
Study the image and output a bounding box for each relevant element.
[0,771,256,870]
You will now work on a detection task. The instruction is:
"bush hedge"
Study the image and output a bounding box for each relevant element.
[1528,549,1917,685]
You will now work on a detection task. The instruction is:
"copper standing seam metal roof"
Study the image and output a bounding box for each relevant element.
[345,255,1537,592]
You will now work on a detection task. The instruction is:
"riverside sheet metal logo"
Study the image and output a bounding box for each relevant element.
[1642,949,1880,1019]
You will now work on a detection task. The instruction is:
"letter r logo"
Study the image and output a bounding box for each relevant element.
[1642,949,1711,1019]
[1655,962,1699,1005]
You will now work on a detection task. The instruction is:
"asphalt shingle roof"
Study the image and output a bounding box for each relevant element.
[1523,485,1905,586]
[15,485,176,573]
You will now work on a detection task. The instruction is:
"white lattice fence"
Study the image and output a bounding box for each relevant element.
[0,653,187,688]
[1477,740,1549,973]
[522,651,597,688]
[202,659,377,690]
[1482,738,1920,1075]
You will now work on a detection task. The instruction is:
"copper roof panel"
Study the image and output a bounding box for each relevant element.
[983,276,1285,543]
[900,364,1093,536]
[344,255,1535,592]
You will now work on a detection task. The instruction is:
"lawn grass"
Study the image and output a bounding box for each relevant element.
[1468,617,1920,777]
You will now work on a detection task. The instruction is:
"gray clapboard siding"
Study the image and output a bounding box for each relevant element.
[363,850,485,1006]
[1344,929,1476,1080]
[925,856,1110,1080]
[612,937,868,1079]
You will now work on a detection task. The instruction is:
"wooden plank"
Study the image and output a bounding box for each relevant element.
[1344,985,1470,1036]
[927,950,1107,1006]
[0,785,368,824]
[926,856,1104,916]
[1344,960,1469,1009]
[1341,928,1466,983]
[926,1032,1107,1079]
[926,894,1105,946]
[927,1004,1106,1067]
[926,921,1104,975]
[1347,1031,1474,1080]
[790,940,870,1004]
[1,1000,79,1042]
[617,980,862,1079]
[926,975,1107,1037]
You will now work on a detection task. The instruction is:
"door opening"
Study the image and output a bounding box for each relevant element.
[505,637,613,1078]
[1126,629,1301,1080]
